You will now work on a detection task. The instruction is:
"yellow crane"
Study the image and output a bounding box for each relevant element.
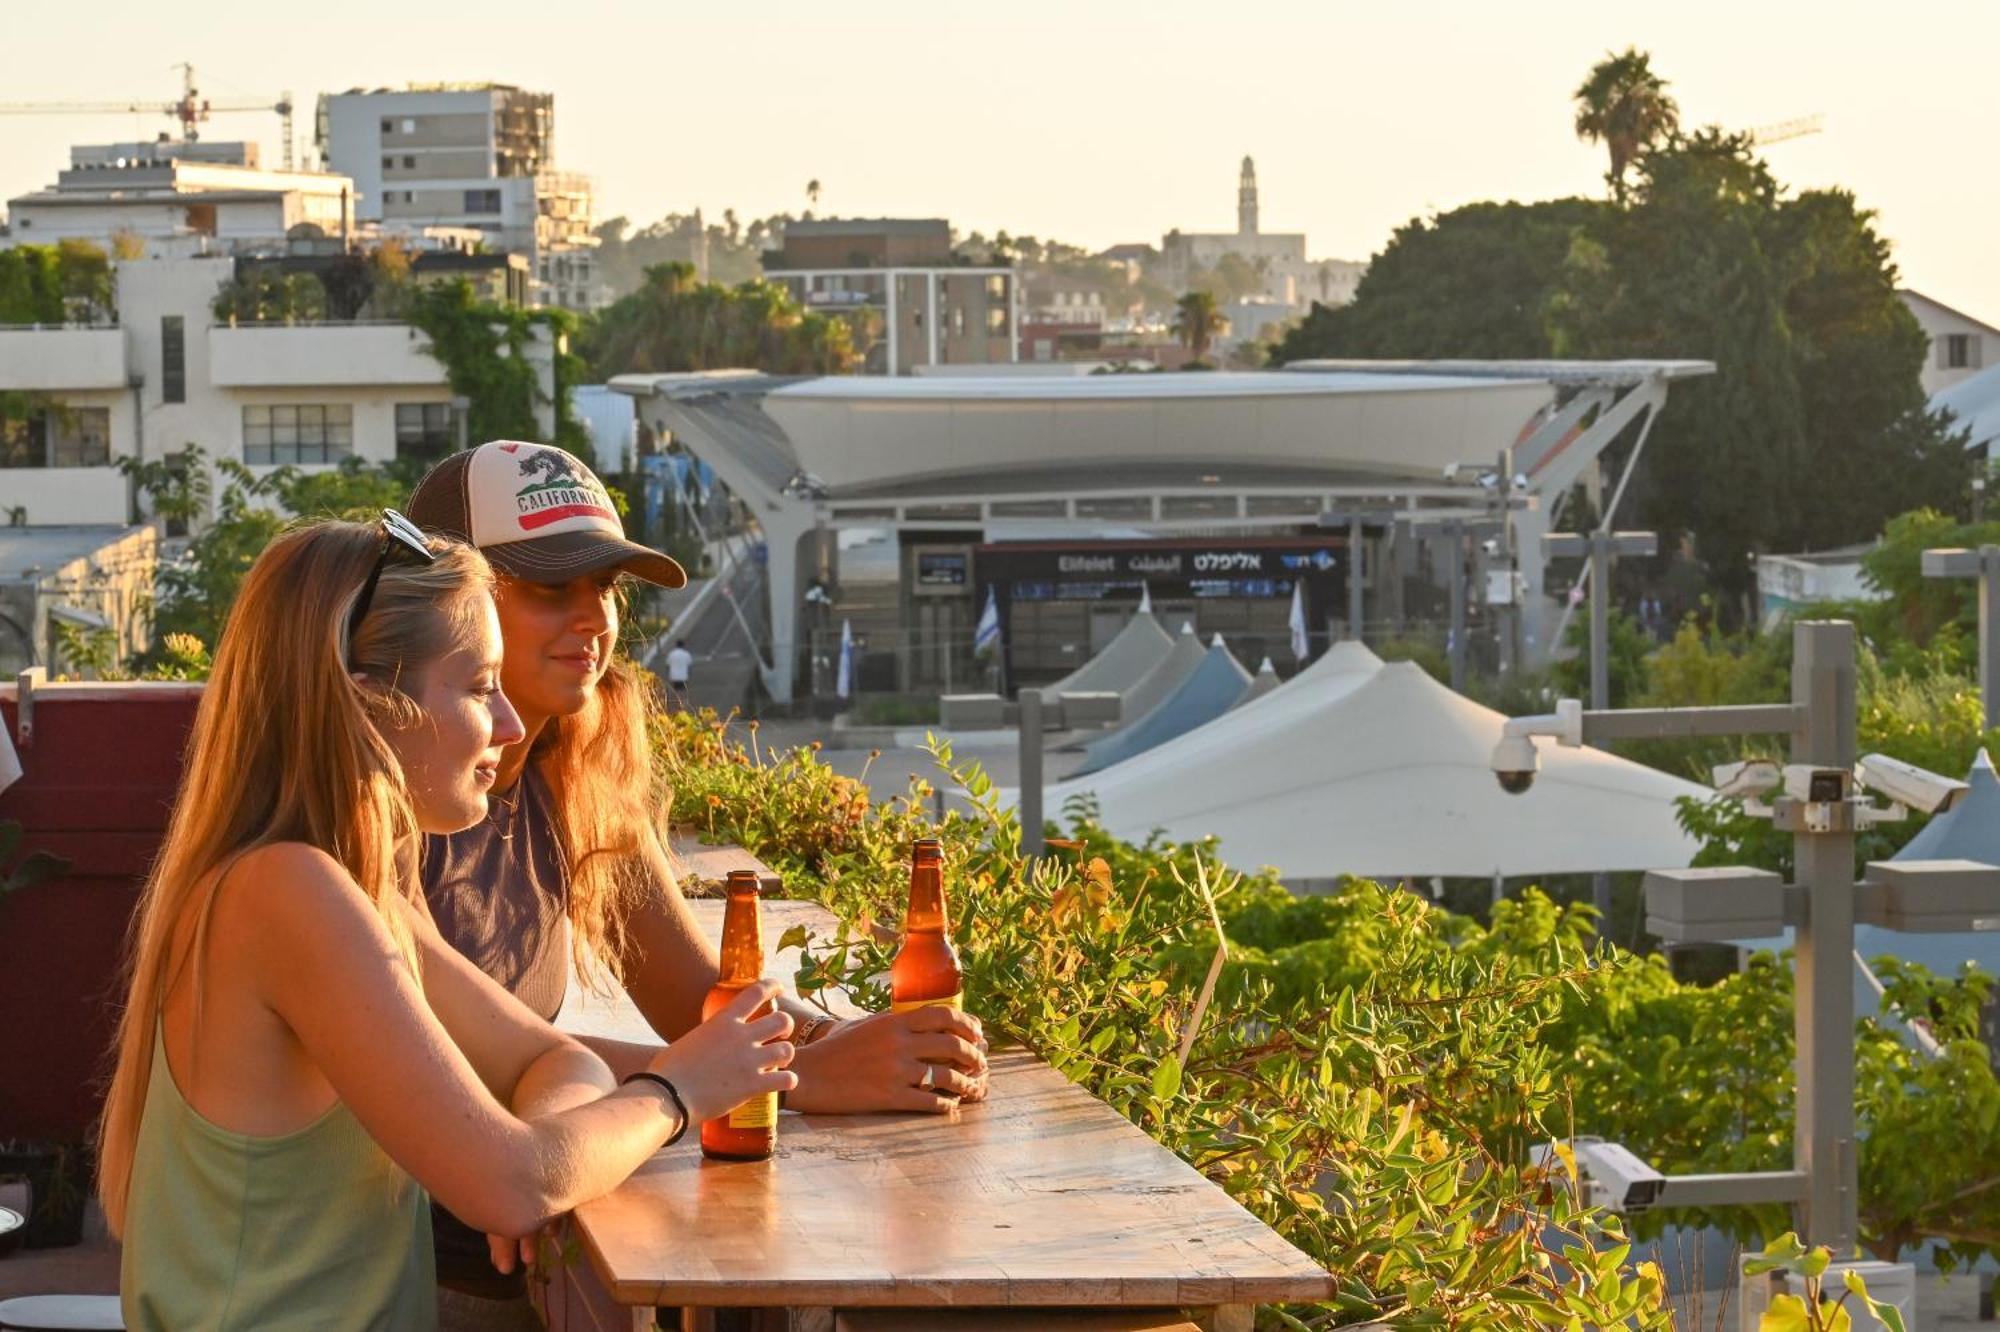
[0,63,296,169]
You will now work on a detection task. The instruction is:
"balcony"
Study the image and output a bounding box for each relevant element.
[207,322,446,389]
[0,326,127,392]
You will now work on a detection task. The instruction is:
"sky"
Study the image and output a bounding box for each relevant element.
[4,0,1994,324]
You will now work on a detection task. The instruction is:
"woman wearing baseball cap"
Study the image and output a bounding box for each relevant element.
[406,442,990,1319]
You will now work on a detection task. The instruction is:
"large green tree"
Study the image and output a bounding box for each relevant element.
[578,262,857,378]
[1572,47,1680,201]
[1549,130,1964,616]
[1270,199,1606,362]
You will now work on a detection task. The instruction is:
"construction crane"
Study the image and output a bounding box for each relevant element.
[0,63,296,169]
[1749,114,1824,148]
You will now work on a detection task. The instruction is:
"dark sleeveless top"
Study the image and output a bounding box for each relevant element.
[419,765,571,1297]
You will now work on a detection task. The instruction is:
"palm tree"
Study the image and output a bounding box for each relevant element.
[806,179,821,210]
[1573,47,1680,201]
[1172,291,1226,363]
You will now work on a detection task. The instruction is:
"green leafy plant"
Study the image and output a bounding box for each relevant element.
[1743,1231,1907,1332]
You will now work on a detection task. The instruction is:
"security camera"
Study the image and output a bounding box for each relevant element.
[1491,699,1584,795]
[1480,537,1502,557]
[1476,471,1501,493]
[1442,462,1463,481]
[1511,472,1530,492]
[1855,753,1969,816]
[1492,733,1539,794]
[1713,759,1782,800]
[1572,1138,1665,1212]
[1782,764,1852,805]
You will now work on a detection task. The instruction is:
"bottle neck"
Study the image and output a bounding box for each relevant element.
[906,858,949,935]
[717,888,764,986]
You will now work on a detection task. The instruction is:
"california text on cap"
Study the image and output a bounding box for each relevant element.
[406,441,687,589]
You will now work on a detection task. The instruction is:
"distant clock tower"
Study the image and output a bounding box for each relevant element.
[1238,156,1259,236]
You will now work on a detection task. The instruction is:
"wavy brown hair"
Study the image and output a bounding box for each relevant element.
[531,649,670,991]
[96,522,493,1235]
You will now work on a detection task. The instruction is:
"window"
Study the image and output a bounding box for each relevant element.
[1946,333,1979,370]
[0,407,109,468]
[381,118,395,136]
[985,275,1007,301]
[382,156,395,172]
[161,316,185,404]
[50,407,110,466]
[402,118,415,133]
[402,155,415,169]
[242,403,354,464]
[463,189,502,214]
[394,402,456,462]
[987,306,1009,336]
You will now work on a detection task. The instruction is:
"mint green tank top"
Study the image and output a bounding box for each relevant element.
[120,1025,437,1330]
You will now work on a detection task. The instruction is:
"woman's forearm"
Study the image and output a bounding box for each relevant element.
[511,1041,618,1118]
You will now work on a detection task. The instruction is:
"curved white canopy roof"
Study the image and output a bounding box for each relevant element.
[1048,659,1706,879]
[761,371,1554,494]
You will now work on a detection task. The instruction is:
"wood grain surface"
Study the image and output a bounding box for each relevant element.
[571,1048,1331,1309]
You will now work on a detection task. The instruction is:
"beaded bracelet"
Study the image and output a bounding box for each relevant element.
[621,1070,690,1147]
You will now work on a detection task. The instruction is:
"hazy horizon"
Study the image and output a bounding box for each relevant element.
[5,1,1995,325]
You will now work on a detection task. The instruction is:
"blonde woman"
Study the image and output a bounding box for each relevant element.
[97,516,795,1330]
[407,443,989,1311]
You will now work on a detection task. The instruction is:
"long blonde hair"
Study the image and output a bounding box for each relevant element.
[534,651,665,990]
[96,521,493,1235]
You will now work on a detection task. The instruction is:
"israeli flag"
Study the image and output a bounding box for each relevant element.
[973,586,1002,656]
[1289,580,1310,663]
[836,619,855,700]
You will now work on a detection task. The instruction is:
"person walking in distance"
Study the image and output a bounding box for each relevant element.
[665,637,694,708]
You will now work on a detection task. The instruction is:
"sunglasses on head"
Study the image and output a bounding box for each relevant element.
[347,510,437,652]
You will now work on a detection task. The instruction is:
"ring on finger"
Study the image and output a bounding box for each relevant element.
[919,1063,937,1091]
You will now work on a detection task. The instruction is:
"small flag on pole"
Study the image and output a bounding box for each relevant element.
[836,619,855,700]
[1288,580,1310,663]
[974,586,1002,656]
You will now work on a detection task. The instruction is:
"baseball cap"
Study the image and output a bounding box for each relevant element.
[406,441,687,589]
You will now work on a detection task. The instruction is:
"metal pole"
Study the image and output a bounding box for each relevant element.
[1590,531,1611,712]
[1448,524,1467,693]
[1983,547,2000,736]
[1019,688,1044,860]
[1348,515,1364,641]
[1791,620,1858,1252]
[1590,531,1614,922]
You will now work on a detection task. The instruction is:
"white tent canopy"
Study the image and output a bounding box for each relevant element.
[1048,659,1707,879]
[1071,636,1253,777]
[1231,658,1282,712]
[1064,622,1205,748]
[1046,607,1173,701]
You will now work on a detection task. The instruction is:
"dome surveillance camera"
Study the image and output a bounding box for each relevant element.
[1491,732,1539,795]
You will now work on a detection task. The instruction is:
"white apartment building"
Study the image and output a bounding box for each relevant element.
[316,85,604,310]
[1902,289,2000,397]
[5,140,355,255]
[0,254,555,529]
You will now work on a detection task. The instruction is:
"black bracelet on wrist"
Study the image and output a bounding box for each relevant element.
[621,1071,690,1147]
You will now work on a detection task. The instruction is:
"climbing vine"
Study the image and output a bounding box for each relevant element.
[405,280,593,464]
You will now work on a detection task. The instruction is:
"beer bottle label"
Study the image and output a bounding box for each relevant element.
[890,993,964,1014]
[727,1092,778,1130]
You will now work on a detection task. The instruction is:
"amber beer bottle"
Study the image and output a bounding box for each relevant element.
[890,838,963,1013]
[700,870,777,1161]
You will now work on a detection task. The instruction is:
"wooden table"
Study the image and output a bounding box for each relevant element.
[554,898,1332,1332]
